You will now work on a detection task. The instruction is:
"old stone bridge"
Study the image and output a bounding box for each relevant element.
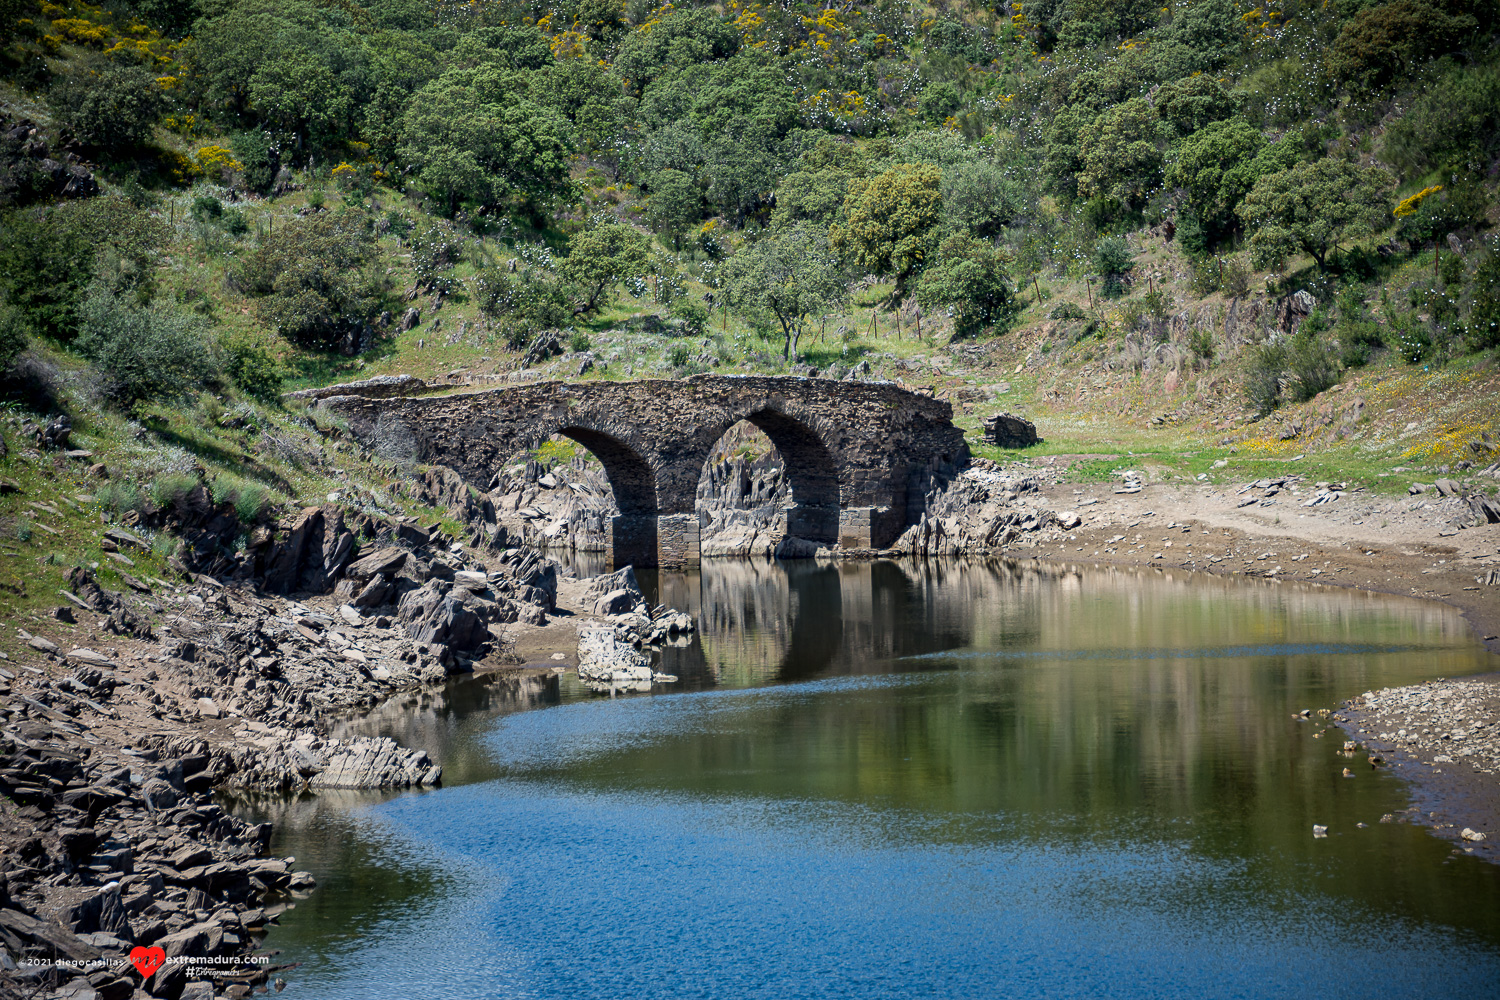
[321,374,968,566]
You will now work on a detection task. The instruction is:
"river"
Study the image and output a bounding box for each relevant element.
[236,559,1500,998]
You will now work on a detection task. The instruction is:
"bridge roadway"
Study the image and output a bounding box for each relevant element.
[321,374,968,566]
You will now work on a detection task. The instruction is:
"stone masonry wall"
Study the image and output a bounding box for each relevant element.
[323,375,968,565]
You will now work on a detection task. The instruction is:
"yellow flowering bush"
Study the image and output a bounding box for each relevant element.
[331,162,359,189]
[52,17,110,44]
[196,145,243,181]
[1394,185,1443,218]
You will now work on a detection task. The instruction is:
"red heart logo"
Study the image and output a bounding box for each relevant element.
[130,945,166,979]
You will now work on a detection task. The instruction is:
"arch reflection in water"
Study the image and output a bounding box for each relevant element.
[251,559,1500,1000]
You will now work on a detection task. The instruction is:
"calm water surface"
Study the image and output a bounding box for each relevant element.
[240,560,1500,999]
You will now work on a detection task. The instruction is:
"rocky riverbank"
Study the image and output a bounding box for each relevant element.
[1338,678,1500,860]
[0,492,697,999]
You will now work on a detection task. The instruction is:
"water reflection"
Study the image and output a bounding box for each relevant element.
[252,559,1500,1000]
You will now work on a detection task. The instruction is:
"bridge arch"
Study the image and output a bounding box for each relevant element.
[550,423,662,567]
[698,405,843,547]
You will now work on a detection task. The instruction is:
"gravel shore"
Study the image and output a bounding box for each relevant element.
[1338,677,1500,861]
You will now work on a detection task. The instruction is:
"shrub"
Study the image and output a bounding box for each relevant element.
[1223,257,1252,298]
[220,209,248,236]
[1467,239,1500,351]
[95,480,146,517]
[667,344,691,367]
[232,130,279,194]
[1284,332,1339,402]
[1335,320,1383,367]
[475,265,572,339]
[915,233,1017,337]
[148,471,201,511]
[1390,315,1433,363]
[409,222,465,295]
[670,297,709,336]
[1188,326,1215,362]
[1243,339,1288,414]
[210,475,273,522]
[234,210,383,352]
[0,301,26,370]
[1396,179,1491,246]
[76,288,219,407]
[220,329,285,401]
[191,195,223,222]
[0,198,164,342]
[1094,236,1133,297]
[48,59,170,153]
[568,329,592,353]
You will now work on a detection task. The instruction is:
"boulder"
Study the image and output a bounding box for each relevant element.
[345,547,407,579]
[396,581,507,652]
[983,413,1039,449]
[1433,478,1462,497]
[308,736,441,789]
[584,565,642,602]
[576,630,654,691]
[1468,493,1500,524]
[351,575,393,608]
[281,373,428,401]
[593,589,639,616]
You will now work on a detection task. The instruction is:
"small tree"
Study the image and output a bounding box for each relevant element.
[1094,236,1134,297]
[915,234,1016,338]
[1076,97,1164,211]
[555,221,654,316]
[49,60,171,154]
[646,169,702,249]
[1237,158,1395,271]
[719,223,847,361]
[0,300,26,370]
[1165,117,1266,240]
[830,163,942,301]
[235,211,383,352]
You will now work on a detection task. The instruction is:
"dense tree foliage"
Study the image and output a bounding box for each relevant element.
[831,164,943,299]
[0,0,1496,401]
[1238,159,1395,271]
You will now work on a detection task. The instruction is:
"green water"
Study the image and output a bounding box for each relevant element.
[239,560,1500,999]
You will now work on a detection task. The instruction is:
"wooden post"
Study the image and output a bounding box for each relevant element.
[1087,277,1094,312]
[915,307,921,341]
[1148,275,1154,296]
[871,312,878,339]
[1033,275,1042,304]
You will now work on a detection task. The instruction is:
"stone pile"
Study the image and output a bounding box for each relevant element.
[0,702,305,999]
[982,413,1040,449]
[1349,679,1500,779]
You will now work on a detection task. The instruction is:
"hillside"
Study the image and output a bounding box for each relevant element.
[0,0,1497,639]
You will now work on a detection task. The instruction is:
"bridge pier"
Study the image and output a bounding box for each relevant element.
[656,513,700,567]
[608,513,700,568]
[786,505,840,547]
[838,506,905,549]
[608,514,658,569]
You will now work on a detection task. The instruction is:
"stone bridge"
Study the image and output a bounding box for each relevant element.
[321,375,968,566]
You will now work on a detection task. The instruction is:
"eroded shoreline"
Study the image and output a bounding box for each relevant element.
[4,471,1498,998]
